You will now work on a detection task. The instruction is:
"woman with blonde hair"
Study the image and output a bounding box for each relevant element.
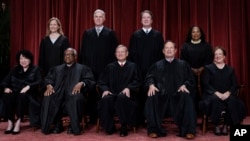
[38,17,70,77]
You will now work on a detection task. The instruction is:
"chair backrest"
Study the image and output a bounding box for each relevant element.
[237,85,244,97]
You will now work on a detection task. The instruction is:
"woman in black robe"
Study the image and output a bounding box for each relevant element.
[180,26,213,111]
[1,50,42,134]
[200,47,246,135]
[38,17,70,77]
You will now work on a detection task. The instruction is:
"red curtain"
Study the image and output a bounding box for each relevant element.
[9,0,250,114]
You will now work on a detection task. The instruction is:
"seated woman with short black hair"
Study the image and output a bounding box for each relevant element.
[1,50,42,135]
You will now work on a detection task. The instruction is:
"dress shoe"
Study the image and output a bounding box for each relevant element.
[52,126,64,134]
[67,126,82,135]
[4,128,13,134]
[12,130,20,135]
[148,132,158,138]
[4,125,14,134]
[120,127,128,137]
[186,133,195,139]
[105,124,116,135]
[221,125,228,135]
[106,127,116,135]
[214,126,221,136]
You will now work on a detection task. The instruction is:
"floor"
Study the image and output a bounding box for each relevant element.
[0,116,249,141]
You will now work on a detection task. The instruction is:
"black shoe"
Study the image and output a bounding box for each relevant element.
[12,131,20,135]
[4,126,14,134]
[106,125,116,135]
[67,124,82,135]
[52,125,64,134]
[12,126,21,135]
[52,120,64,134]
[120,126,128,137]
[4,129,13,134]
[214,126,221,136]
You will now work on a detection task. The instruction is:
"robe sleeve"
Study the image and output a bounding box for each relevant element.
[144,63,157,88]
[27,67,42,89]
[1,68,14,88]
[97,66,111,93]
[38,38,45,71]
[44,67,56,87]
[126,65,142,92]
[202,66,216,95]
[81,65,95,91]
[228,69,238,96]
[183,62,196,88]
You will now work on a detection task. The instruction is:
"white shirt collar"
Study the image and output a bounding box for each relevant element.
[142,27,152,33]
[165,58,174,63]
[118,61,126,65]
[96,26,104,31]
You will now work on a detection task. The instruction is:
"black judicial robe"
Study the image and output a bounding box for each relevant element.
[97,61,142,131]
[201,63,246,125]
[180,42,213,109]
[129,29,164,77]
[38,35,70,76]
[80,27,119,79]
[144,59,196,136]
[1,65,42,126]
[41,63,95,134]
[180,42,213,69]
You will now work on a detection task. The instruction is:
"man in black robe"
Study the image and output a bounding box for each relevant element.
[145,41,196,139]
[128,10,164,124]
[97,45,142,137]
[79,9,119,123]
[41,48,95,135]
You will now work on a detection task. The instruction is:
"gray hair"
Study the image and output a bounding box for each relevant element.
[65,48,77,56]
[93,9,105,17]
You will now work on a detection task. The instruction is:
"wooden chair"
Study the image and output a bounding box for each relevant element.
[201,84,244,134]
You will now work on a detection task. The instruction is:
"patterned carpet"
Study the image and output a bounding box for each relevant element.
[0,116,249,141]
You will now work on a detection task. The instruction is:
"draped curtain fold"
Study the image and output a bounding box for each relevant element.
[9,0,250,114]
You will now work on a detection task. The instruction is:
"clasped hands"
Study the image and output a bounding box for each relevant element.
[214,91,230,101]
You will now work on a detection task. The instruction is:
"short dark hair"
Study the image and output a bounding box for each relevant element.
[164,40,176,48]
[141,10,153,19]
[16,49,34,65]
